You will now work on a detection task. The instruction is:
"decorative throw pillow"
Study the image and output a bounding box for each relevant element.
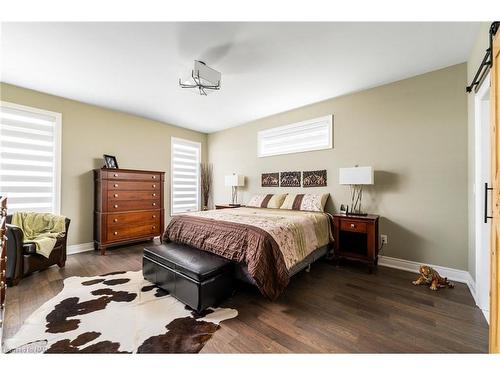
[280,193,329,212]
[247,194,287,209]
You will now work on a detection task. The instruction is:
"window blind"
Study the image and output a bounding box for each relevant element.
[258,115,333,157]
[171,137,200,215]
[0,102,61,213]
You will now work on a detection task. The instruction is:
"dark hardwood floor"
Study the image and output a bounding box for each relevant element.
[4,240,489,353]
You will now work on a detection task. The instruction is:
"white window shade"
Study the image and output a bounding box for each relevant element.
[171,137,201,215]
[0,102,61,213]
[258,115,333,157]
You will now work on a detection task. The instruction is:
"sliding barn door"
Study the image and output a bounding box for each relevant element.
[491,29,500,354]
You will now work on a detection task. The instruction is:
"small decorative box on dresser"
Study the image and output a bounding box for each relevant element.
[94,169,165,255]
[332,213,380,271]
[0,196,7,347]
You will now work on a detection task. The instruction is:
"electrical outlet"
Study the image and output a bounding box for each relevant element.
[381,234,388,245]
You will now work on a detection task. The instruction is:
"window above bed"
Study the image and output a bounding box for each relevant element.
[257,115,333,157]
[171,137,201,215]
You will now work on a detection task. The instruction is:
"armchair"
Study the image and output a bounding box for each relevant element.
[6,215,70,286]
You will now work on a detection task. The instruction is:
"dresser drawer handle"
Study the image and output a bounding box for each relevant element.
[113,173,118,177]
[152,193,156,197]
[152,225,156,229]
[0,281,4,288]
[152,176,156,179]
[114,184,118,188]
[152,202,156,206]
[114,194,118,198]
[152,184,156,188]
[113,218,118,223]
[114,204,118,208]
[113,231,118,236]
[152,215,156,219]
[350,224,355,228]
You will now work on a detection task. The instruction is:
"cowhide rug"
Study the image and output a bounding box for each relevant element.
[4,270,238,354]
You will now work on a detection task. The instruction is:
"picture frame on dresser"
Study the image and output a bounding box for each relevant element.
[103,154,119,169]
[94,168,165,255]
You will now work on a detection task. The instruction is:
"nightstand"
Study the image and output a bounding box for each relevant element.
[215,204,244,210]
[332,213,380,271]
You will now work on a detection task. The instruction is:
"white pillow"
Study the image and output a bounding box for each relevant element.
[280,193,329,212]
[247,194,287,209]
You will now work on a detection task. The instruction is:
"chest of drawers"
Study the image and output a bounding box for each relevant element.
[94,169,165,255]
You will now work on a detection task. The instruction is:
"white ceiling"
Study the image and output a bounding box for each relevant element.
[1,22,480,133]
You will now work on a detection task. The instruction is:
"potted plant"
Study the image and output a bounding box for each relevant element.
[200,163,213,211]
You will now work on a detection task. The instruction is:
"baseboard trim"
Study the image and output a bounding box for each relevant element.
[67,242,94,255]
[378,255,470,283]
[481,309,490,324]
[67,237,160,255]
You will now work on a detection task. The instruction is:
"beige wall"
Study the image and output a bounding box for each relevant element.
[209,64,468,270]
[1,63,470,269]
[0,83,208,246]
[467,23,491,281]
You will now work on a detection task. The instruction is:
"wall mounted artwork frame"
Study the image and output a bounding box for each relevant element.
[261,173,279,187]
[302,169,327,187]
[280,171,301,187]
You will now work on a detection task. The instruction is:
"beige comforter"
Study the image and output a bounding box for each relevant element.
[164,207,333,299]
[186,207,333,270]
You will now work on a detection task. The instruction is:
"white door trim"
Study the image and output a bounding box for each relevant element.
[474,72,491,323]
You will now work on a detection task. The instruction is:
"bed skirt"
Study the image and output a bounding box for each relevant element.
[233,245,331,286]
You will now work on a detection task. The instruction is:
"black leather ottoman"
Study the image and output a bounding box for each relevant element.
[143,243,233,312]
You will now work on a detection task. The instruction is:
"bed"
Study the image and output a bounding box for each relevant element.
[162,207,333,299]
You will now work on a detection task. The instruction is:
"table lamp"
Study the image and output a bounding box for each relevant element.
[224,173,245,206]
[339,166,374,215]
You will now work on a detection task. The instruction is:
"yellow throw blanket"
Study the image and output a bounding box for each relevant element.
[12,212,66,258]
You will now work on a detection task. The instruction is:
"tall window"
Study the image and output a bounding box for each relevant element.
[258,115,333,157]
[171,137,200,215]
[0,102,62,213]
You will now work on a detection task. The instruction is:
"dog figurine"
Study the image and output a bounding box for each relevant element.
[412,265,454,291]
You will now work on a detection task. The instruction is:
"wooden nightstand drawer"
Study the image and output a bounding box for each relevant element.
[340,220,367,233]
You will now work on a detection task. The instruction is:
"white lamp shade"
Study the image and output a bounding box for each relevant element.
[225,174,245,187]
[339,166,374,185]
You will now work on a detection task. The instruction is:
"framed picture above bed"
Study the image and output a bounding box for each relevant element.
[261,173,279,187]
[280,171,301,187]
[303,169,327,187]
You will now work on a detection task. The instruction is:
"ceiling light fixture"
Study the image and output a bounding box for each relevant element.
[179,60,221,96]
